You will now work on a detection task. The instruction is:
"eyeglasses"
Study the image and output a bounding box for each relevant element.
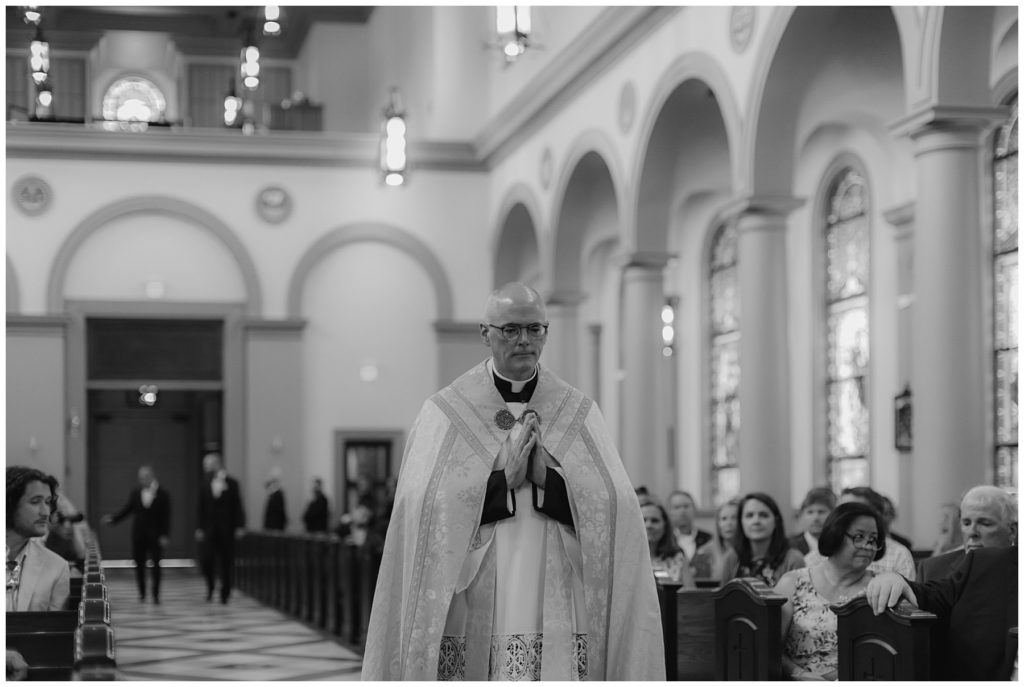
[843,532,880,549]
[485,322,549,342]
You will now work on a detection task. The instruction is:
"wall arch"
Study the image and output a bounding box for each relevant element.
[47,195,262,315]
[7,255,20,313]
[632,51,744,206]
[286,223,454,320]
[492,183,544,288]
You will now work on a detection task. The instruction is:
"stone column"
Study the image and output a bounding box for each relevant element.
[620,252,672,492]
[892,106,1006,542]
[543,290,585,388]
[727,197,802,510]
[883,202,915,532]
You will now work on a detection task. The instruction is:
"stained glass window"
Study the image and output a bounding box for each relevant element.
[709,219,740,506]
[825,169,870,491]
[993,94,1018,489]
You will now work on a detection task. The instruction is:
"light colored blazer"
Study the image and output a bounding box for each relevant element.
[14,538,71,611]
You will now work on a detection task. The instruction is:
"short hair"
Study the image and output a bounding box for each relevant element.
[6,466,59,522]
[668,490,697,506]
[733,492,790,570]
[799,486,837,513]
[960,485,1018,525]
[642,501,681,559]
[817,501,887,561]
[840,486,886,517]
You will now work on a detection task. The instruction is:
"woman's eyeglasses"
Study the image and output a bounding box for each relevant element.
[844,532,880,549]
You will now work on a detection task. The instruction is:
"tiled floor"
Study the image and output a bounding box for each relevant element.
[103,565,363,681]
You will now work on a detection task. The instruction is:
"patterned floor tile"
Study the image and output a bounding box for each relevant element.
[102,565,364,680]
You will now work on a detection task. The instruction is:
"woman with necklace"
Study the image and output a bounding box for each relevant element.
[776,501,886,680]
[720,492,805,587]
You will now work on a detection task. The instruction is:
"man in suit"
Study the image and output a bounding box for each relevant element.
[195,452,245,604]
[102,465,171,602]
[667,490,711,560]
[867,545,1018,681]
[918,484,1016,582]
[787,486,836,558]
[302,477,329,533]
[262,473,287,531]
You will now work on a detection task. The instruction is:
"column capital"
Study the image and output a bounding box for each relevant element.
[620,250,675,270]
[719,195,805,224]
[883,202,915,242]
[890,105,1008,142]
[545,289,587,307]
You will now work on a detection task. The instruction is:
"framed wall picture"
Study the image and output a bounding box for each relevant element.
[894,386,912,452]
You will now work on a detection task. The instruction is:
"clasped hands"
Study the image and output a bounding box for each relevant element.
[502,411,556,490]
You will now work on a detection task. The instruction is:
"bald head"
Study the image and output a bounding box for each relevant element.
[484,282,546,322]
[481,282,549,380]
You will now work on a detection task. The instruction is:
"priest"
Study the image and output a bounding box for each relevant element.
[362,282,664,681]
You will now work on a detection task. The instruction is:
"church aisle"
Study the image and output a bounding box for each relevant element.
[103,566,363,680]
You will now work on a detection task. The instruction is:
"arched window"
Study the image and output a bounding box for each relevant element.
[824,168,870,490]
[709,219,740,505]
[101,76,166,132]
[993,94,1018,488]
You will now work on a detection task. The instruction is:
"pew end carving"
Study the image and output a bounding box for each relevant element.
[832,596,937,680]
[713,577,786,681]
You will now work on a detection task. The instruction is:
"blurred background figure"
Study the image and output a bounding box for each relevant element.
[789,487,837,564]
[643,501,695,587]
[44,493,88,571]
[102,465,171,603]
[931,501,964,556]
[881,495,913,550]
[667,490,711,561]
[692,497,739,581]
[635,485,654,507]
[262,470,287,532]
[302,477,329,533]
[195,452,245,604]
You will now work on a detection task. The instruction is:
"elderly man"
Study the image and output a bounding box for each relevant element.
[867,545,1017,681]
[918,485,1016,582]
[362,282,663,681]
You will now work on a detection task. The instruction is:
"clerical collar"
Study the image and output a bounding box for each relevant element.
[489,360,538,403]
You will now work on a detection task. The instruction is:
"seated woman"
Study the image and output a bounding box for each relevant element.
[7,466,71,611]
[691,497,739,581]
[642,502,695,587]
[720,492,804,587]
[775,501,885,680]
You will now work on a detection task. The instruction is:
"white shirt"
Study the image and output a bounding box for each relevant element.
[141,481,159,508]
[675,529,698,560]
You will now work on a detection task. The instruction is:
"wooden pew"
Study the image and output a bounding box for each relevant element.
[832,596,937,680]
[675,587,716,680]
[6,610,78,680]
[713,577,786,680]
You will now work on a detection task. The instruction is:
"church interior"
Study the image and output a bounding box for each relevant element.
[5,4,1018,680]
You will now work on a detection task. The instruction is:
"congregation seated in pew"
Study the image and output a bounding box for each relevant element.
[775,502,884,680]
[644,501,696,586]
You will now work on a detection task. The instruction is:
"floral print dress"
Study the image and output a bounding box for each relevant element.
[784,567,847,678]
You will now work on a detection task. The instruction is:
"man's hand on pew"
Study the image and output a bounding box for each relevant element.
[7,649,28,681]
[865,572,918,615]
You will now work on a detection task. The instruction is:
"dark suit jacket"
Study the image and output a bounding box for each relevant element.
[303,493,329,532]
[916,546,965,583]
[263,489,287,531]
[788,532,811,555]
[111,486,171,542]
[198,473,245,536]
[908,546,1017,681]
[695,529,712,549]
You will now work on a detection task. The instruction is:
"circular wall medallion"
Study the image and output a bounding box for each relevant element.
[730,6,756,54]
[618,81,636,134]
[255,185,292,224]
[12,175,52,216]
[539,148,553,191]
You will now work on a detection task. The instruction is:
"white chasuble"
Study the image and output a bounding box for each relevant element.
[361,360,665,681]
